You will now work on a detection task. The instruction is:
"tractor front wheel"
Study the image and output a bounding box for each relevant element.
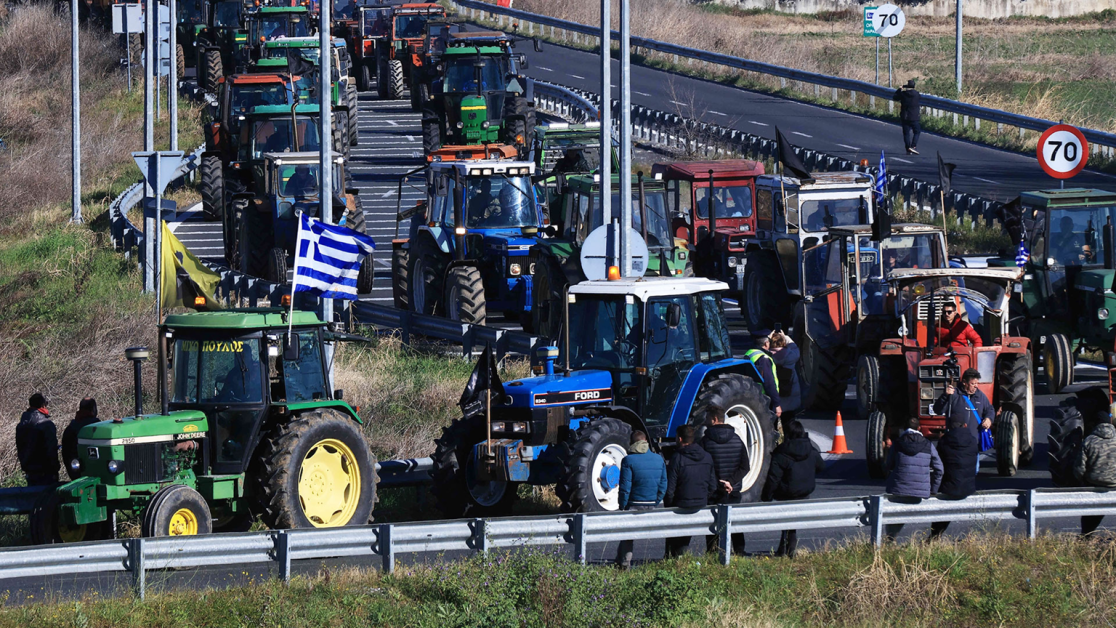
[1048,402,1086,486]
[176,43,185,82]
[200,154,224,221]
[203,48,222,94]
[444,265,486,325]
[996,409,1021,477]
[357,61,371,91]
[421,109,441,154]
[855,355,879,421]
[267,247,289,285]
[30,492,112,544]
[997,352,1034,466]
[357,256,375,294]
[387,59,405,100]
[866,410,890,479]
[431,414,519,518]
[253,409,377,529]
[142,485,213,537]
[346,83,359,146]
[408,237,445,315]
[243,205,272,278]
[556,418,632,512]
[1043,333,1074,393]
[391,247,410,310]
[690,373,774,503]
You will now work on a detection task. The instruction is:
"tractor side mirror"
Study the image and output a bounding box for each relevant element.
[435,177,448,197]
[283,338,300,362]
[517,53,528,70]
[666,303,682,328]
[334,389,344,400]
[533,39,542,53]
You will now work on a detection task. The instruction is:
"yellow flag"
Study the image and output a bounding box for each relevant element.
[160,221,223,310]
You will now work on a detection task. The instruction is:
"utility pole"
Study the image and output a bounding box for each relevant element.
[71,0,81,224]
[144,0,154,152]
[619,0,632,277]
[955,0,963,95]
[319,0,334,354]
[599,0,612,267]
[169,0,178,150]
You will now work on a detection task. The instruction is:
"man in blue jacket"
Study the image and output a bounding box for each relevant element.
[615,430,667,569]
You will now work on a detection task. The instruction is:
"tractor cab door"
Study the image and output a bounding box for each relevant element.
[271,329,330,403]
[799,237,851,348]
[641,296,700,429]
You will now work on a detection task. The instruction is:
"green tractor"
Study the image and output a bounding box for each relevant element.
[174,0,207,79]
[194,0,249,93]
[529,121,618,222]
[993,188,1116,392]
[531,173,693,339]
[32,310,379,543]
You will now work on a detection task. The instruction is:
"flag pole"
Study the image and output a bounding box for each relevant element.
[939,188,950,256]
[287,218,304,341]
[486,386,492,457]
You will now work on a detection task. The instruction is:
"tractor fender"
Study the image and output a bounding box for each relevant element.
[575,406,654,452]
[416,225,452,254]
[444,258,479,275]
[665,359,763,437]
[285,400,363,424]
[997,337,1031,356]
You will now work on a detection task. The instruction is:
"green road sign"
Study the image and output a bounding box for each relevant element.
[863,6,879,37]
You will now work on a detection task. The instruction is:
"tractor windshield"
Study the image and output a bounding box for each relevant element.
[231,84,288,112]
[171,337,264,405]
[542,141,602,174]
[1046,206,1116,267]
[260,16,309,40]
[277,163,321,199]
[463,176,535,229]
[213,2,240,27]
[178,0,204,23]
[696,185,753,220]
[394,14,428,38]
[249,118,321,158]
[361,8,390,36]
[799,194,870,232]
[586,189,671,249]
[862,233,943,279]
[894,276,1010,345]
[444,56,505,93]
[565,296,643,370]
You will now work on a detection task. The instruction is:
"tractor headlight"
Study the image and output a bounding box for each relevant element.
[727,257,737,267]
[481,121,491,129]
[920,387,935,400]
[490,422,505,432]
[1099,307,1110,320]
[529,262,536,275]
[509,263,521,276]
[509,422,527,433]
[69,459,81,473]
[106,460,123,474]
[456,121,464,129]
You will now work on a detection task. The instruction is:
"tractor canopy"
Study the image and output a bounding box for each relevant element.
[392,3,445,42]
[888,267,1023,348]
[756,171,875,237]
[249,7,312,43]
[239,104,322,160]
[429,158,540,233]
[260,151,350,250]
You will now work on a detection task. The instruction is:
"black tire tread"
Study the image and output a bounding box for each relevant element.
[555,417,632,512]
[445,265,486,326]
[200,154,224,221]
[431,415,518,517]
[392,247,410,310]
[388,59,405,100]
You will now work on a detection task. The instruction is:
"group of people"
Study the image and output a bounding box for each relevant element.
[16,393,102,486]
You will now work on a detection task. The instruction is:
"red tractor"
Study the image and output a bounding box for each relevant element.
[336,1,405,92]
[864,267,1035,478]
[377,3,446,100]
[651,160,764,301]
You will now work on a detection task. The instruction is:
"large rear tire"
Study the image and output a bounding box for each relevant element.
[408,237,445,315]
[556,418,632,512]
[267,247,289,285]
[796,307,852,411]
[203,48,222,94]
[176,43,186,82]
[357,62,371,92]
[391,247,410,310]
[690,373,775,503]
[346,83,360,146]
[421,109,441,154]
[743,252,792,332]
[200,154,224,221]
[1043,333,1074,393]
[376,56,389,99]
[252,409,377,529]
[995,409,1021,477]
[142,485,213,538]
[431,414,518,518]
[1048,399,1086,486]
[866,410,889,479]
[243,205,272,278]
[444,265,486,326]
[357,256,375,294]
[532,255,567,341]
[855,354,879,421]
[997,352,1034,466]
[387,59,405,100]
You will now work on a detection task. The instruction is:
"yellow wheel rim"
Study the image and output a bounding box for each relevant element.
[58,523,87,543]
[168,508,199,536]
[297,438,362,527]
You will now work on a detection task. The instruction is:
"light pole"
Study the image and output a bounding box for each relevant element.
[599,0,612,265]
[619,0,631,277]
[71,0,81,224]
[955,0,963,95]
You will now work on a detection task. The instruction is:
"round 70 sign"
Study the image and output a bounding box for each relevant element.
[1037,124,1089,179]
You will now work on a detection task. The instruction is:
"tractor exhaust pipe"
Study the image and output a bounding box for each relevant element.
[1105,216,1114,270]
[638,172,647,243]
[707,168,717,238]
[124,346,150,419]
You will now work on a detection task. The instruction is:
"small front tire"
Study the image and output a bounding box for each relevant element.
[142,485,213,537]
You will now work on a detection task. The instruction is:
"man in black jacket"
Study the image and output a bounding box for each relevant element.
[701,405,750,555]
[933,369,994,443]
[16,393,59,486]
[762,420,825,557]
[929,417,978,540]
[665,424,717,558]
[62,398,100,481]
[892,79,922,155]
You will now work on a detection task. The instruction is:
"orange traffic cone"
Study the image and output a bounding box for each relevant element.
[827,411,854,454]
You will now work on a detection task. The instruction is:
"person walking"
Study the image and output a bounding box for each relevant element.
[768,329,801,420]
[744,330,782,421]
[700,406,750,556]
[893,79,922,155]
[1074,413,1116,535]
[884,416,943,541]
[16,393,59,486]
[762,420,824,557]
[928,416,978,540]
[62,398,100,481]
[664,424,717,558]
[615,430,668,568]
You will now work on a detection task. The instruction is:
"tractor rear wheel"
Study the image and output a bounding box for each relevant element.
[391,247,410,310]
[556,417,632,512]
[376,57,389,99]
[176,43,185,82]
[357,256,375,294]
[409,68,422,111]
[226,198,248,268]
[421,109,441,154]
[408,236,445,315]
[200,154,224,221]
[332,113,350,160]
[142,485,213,537]
[346,83,359,146]
[855,355,879,421]
[30,492,112,544]
[253,409,377,529]
[444,265,486,326]
[796,306,852,411]
[1043,333,1074,393]
[996,409,1021,477]
[997,352,1034,466]
[690,373,774,503]
[243,205,272,278]
[431,414,519,518]
[387,59,405,100]
[866,410,890,479]
[743,252,791,332]
[203,48,222,94]
[1048,400,1086,486]
[357,62,371,91]
[267,247,289,285]
[533,255,566,341]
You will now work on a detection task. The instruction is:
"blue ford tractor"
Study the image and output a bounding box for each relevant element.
[431,277,777,516]
[391,144,543,327]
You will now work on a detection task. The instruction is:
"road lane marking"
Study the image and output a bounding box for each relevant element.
[570,74,585,80]
[635,90,651,97]
[709,110,727,116]
[538,66,553,72]
[792,131,812,138]
[893,157,913,164]
[387,120,398,126]
[972,176,1001,185]
[837,143,861,151]
[381,190,394,198]
[748,120,769,127]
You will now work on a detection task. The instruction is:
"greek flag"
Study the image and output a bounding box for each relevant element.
[1015,240,1030,267]
[875,150,887,205]
[292,213,376,300]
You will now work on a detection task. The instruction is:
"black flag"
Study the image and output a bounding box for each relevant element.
[775,127,812,180]
[286,51,317,80]
[937,152,957,192]
[997,196,1027,246]
[459,344,505,419]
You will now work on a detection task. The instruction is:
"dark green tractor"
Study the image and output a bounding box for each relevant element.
[194,0,248,93]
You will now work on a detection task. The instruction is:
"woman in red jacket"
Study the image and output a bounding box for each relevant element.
[937,304,982,348]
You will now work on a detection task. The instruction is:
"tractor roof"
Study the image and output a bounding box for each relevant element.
[395,4,444,14]
[227,73,289,84]
[570,277,729,301]
[263,151,343,165]
[759,171,873,189]
[432,159,534,174]
[1021,188,1116,207]
[164,308,324,329]
[249,103,321,115]
[258,6,309,14]
[428,144,519,162]
[827,223,943,237]
[651,160,765,181]
[443,45,505,55]
[567,173,666,189]
[449,30,507,41]
[887,267,1023,284]
[266,36,346,48]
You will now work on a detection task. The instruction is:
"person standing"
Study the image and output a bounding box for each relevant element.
[745,330,782,421]
[62,398,100,481]
[16,393,59,486]
[615,430,668,569]
[768,329,801,420]
[762,420,824,557]
[884,416,943,541]
[893,79,922,155]
[664,425,717,558]
[928,417,978,540]
[700,406,750,556]
[932,369,994,443]
[1074,413,1116,536]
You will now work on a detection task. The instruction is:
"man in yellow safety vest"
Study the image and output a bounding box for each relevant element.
[744,330,782,421]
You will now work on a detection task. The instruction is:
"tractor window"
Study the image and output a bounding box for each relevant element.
[231,84,288,112]
[573,193,591,241]
[361,9,390,36]
[178,0,204,23]
[756,189,774,231]
[282,332,326,402]
[444,57,505,93]
[1048,207,1116,267]
[277,164,321,199]
[172,337,264,405]
[566,296,642,370]
[213,2,240,27]
[584,189,671,249]
[251,119,320,158]
[695,185,753,220]
[464,176,536,229]
[799,195,869,232]
[644,297,698,426]
[394,14,429,38]
[802,239,842,296]
[875,234,941,274]
[696,293,731,362]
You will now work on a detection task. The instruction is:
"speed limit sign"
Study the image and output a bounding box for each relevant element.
[1037,124,1089,179]
[872,4,905,38]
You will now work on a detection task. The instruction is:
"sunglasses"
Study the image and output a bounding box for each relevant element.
[943,309,956,315]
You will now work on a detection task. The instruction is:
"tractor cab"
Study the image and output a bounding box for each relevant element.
[211,74,293,144]
[257,37,351,103]
[176,0,207,72]
[866,267,1034,477]
[238,105,323,163]
[248,7,312,53]
[530,121,618,221]
[391,3,444,45]
[430,277,777,517]
[653,159,765,297]
[194,1,248,91]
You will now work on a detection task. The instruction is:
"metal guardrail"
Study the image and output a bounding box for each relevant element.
[451,0,1116,157]
[533,80,599,122]
[108,144,204,256]
[1,487,1112,599]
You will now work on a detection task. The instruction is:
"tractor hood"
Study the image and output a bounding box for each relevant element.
[1076,268,1116,292]
[77,410,209,444]
[503,370,614,409]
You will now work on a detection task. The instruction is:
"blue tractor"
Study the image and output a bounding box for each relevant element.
[391,144,542,327]
[431,277,777,516]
